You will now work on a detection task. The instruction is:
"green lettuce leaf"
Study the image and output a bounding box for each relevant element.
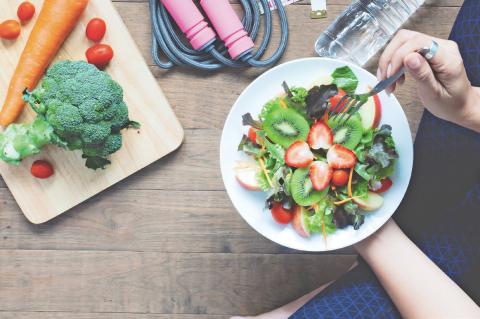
[238,138,265,158]
[352,179,369,198]
[256,171,272,192]
[331,66,359,93]
[355,163,372,181]
[304,200,337,235]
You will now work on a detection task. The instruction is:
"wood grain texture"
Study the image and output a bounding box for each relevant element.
[0,250,356,315]
[0,0,461,318]
[0,0,183,223]
[0,184,357,254]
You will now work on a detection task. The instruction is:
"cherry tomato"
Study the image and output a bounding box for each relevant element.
[86,18,106,42]
[248,127,257,144]
[86,44,114,69]
[329,89,348,113]
[17,1,35,22]
[31,160,54,179]
[331,169,349,187]
[0,20,21,40]
[374,178,393,194]
[271,202,295,224]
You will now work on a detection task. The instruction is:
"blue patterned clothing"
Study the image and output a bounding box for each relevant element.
[291,1,480,317]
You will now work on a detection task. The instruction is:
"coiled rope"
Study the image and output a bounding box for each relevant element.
[149,0,289,70]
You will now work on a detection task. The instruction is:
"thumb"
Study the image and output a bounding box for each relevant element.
[404,53,438,90]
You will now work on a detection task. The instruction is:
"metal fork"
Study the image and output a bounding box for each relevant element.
[329,48,431,126]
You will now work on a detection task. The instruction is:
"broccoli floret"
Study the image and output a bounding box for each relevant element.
[80,122,112,145]
[45,100,83,137]
[0,60,139,169]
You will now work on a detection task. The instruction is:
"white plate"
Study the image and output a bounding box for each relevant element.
[220,58,413,252]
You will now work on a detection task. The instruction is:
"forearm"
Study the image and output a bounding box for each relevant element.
[355,219,480,318]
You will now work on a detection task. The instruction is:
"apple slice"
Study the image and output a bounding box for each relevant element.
[292,206,310,237]
[234,161,261,191]
[353,191,384,211]
[358,94,382,130]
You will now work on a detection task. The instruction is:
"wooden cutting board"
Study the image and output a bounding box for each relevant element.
[0,0,184,223]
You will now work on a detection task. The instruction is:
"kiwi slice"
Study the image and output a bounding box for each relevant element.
[291,168,328,206]
[328,114,363,150]
[263,108,310,148]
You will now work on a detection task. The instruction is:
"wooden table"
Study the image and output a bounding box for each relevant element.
[0,1,461,318]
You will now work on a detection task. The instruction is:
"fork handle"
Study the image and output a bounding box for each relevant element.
[370,67,405,95]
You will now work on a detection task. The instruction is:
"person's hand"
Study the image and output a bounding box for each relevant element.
[377,29,480,130]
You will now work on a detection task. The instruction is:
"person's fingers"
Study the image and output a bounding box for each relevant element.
[377,29,413,79]
[387,34,439,78]
[426,39,458,71]
[382,34,452,93]
[404,52,440,95]
[428,40,466,88]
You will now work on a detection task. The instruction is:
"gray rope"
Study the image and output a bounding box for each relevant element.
[149,0,289,70]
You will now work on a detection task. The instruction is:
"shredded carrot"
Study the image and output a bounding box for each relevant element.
[258,157,273,188]
[347,167,354,198]
[312,204,327,244]
[321,111,329,123]
[333,196,361,206]
[334,197,353,206]
[279,98,288,109]
[321,213,327,244]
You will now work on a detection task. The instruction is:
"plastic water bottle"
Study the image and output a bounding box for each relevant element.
[315,0,425,66]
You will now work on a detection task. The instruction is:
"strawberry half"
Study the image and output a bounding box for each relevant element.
[285,141,314,168]
[327,144,357,169]
[307,121,333,150]
[309,161,333,191]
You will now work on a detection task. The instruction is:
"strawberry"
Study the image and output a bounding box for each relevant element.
[309,161,332,191]
[307,121,333,150]
[285,141,314,168]
[327,144,357,169]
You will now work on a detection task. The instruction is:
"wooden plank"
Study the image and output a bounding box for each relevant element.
[0,250,356,315]
[0,313,226,319]
[0,187,356,254]
[0,0,183,224]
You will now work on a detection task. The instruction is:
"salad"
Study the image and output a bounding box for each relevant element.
[234,66,398,240]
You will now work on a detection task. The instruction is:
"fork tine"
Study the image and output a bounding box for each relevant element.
[328,94,349,117]
[335,99,359,124]
[338,99,367,127]
[331,98,356,121]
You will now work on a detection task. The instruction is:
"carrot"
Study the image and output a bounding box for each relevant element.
[333,196,359,206]
[0,0,89,127]
[347,167,354,198]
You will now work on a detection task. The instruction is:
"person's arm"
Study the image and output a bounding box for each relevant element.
[355,219,480,318]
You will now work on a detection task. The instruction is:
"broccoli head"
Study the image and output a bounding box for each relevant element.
[0,60,139,169]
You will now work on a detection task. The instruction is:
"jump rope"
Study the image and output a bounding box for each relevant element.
[149,0,289,70]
